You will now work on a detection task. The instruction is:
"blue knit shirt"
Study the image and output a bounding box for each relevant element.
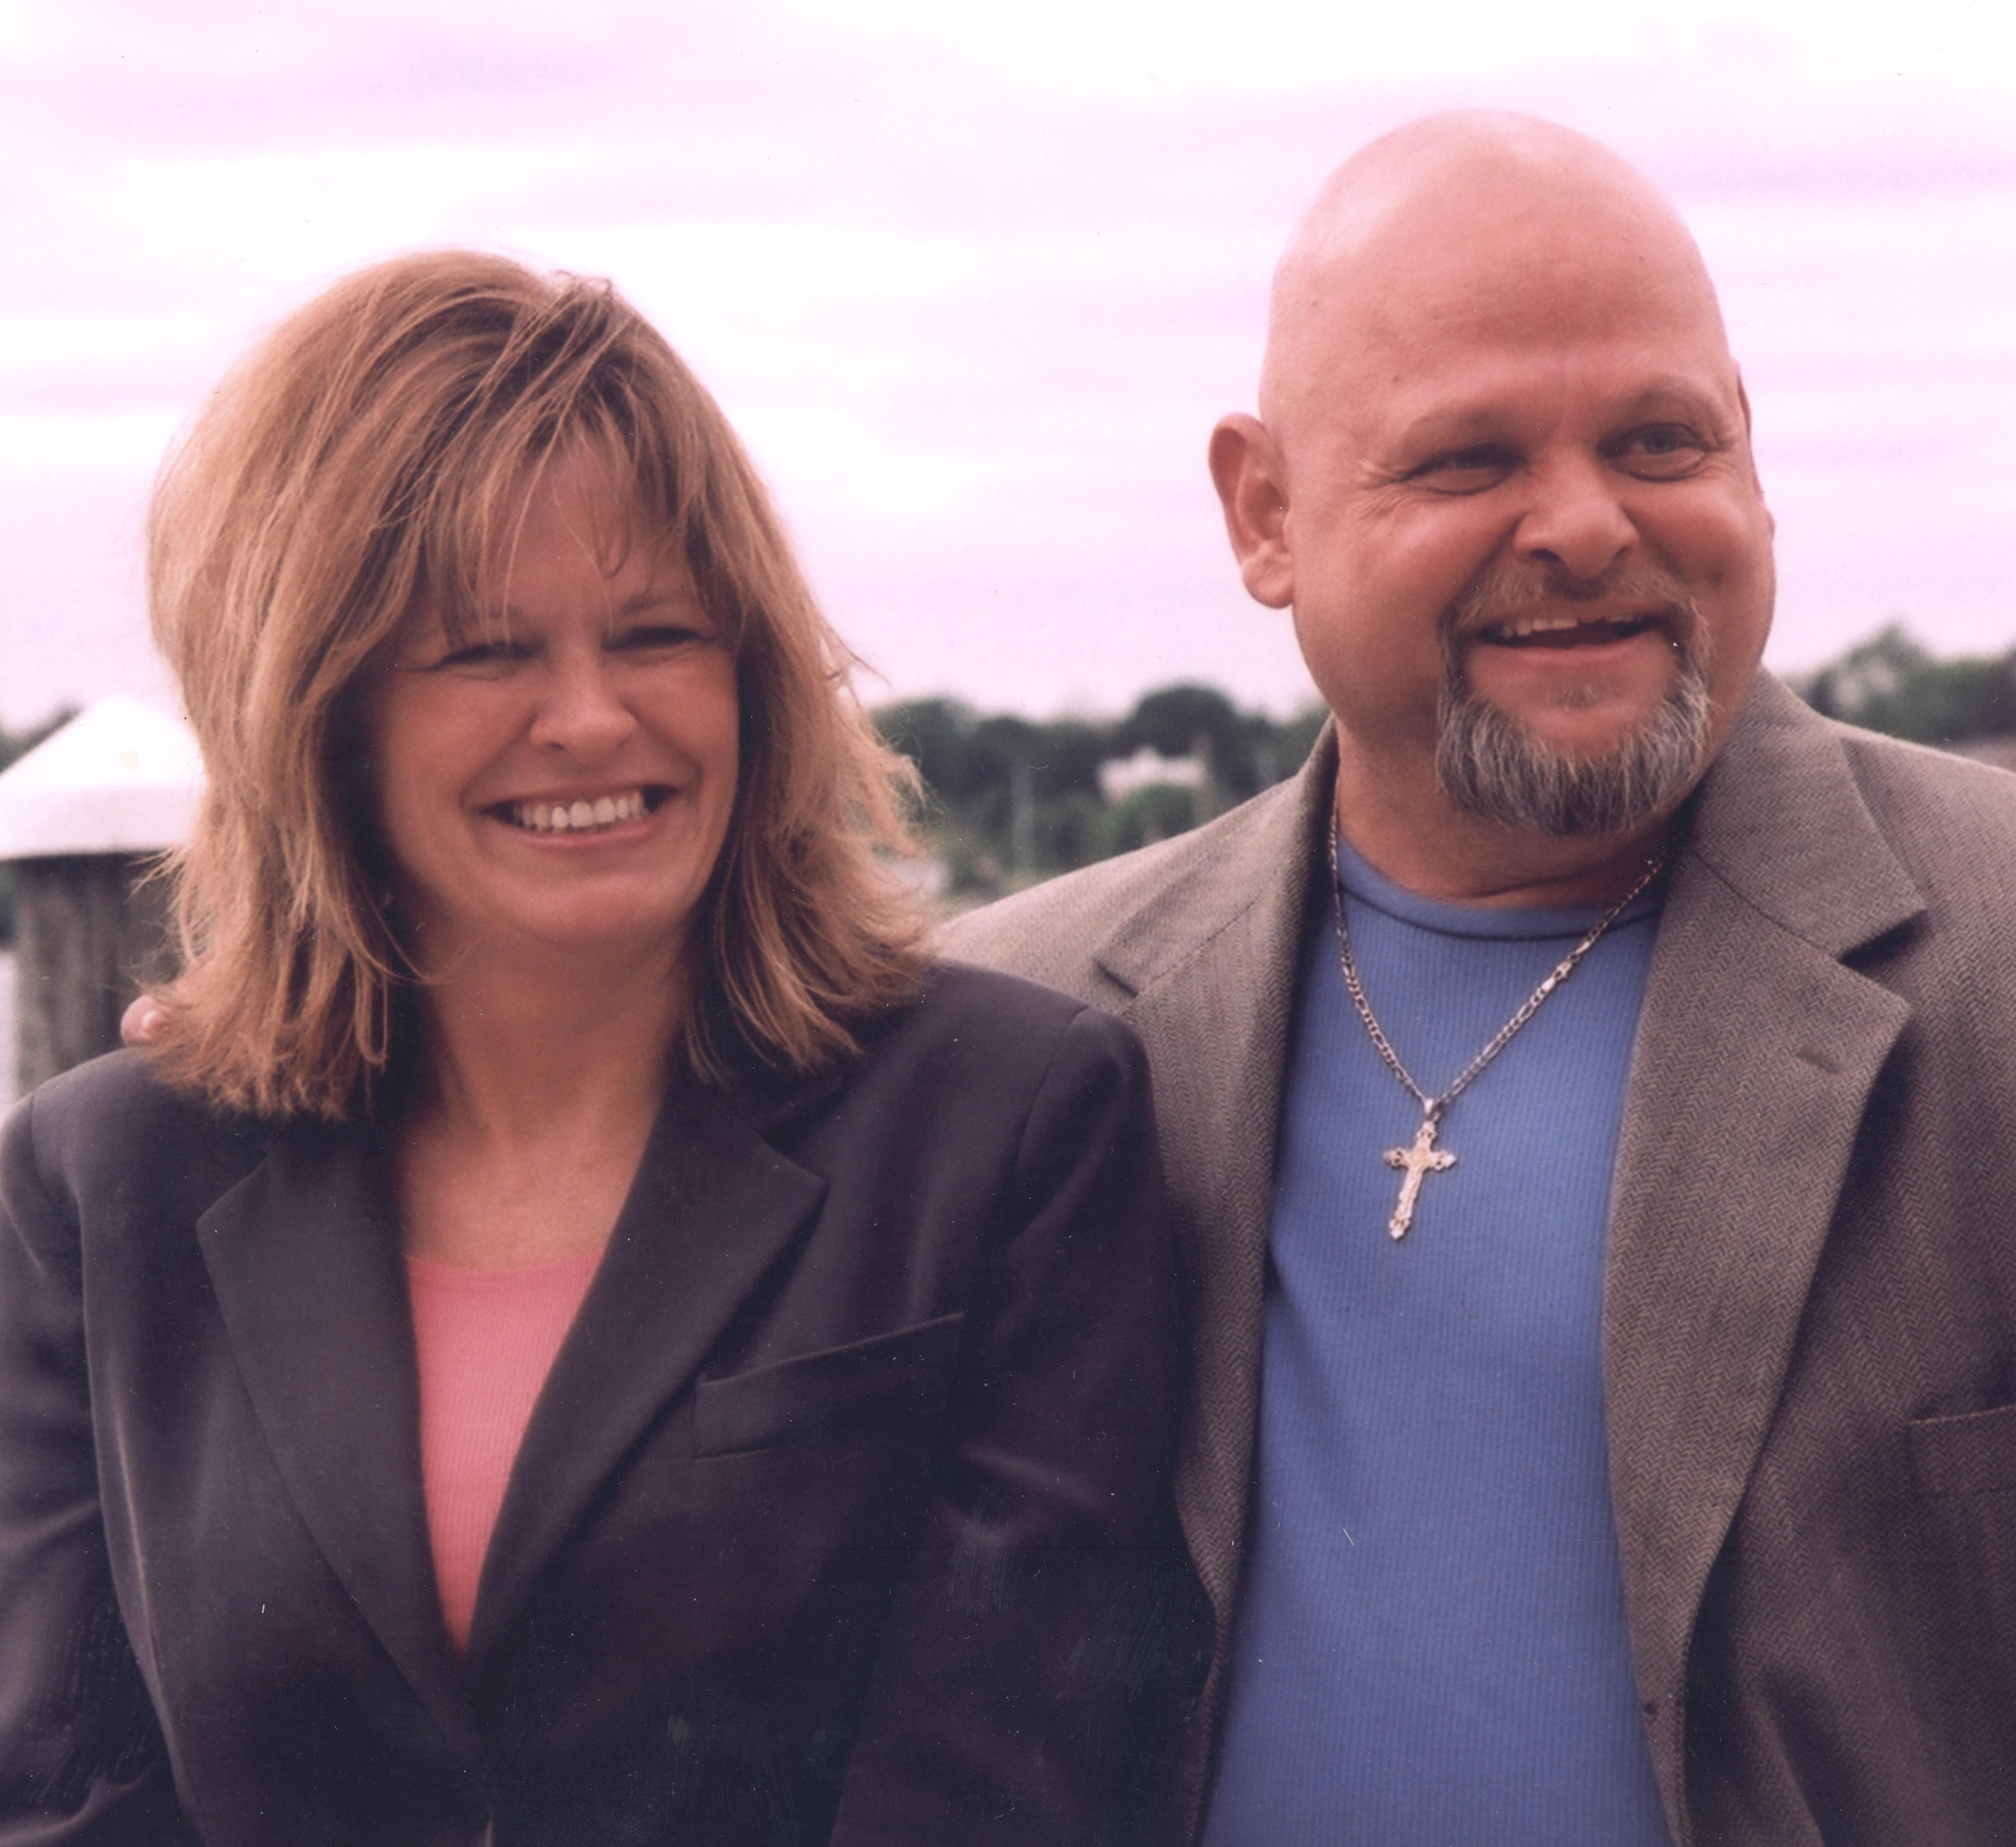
[1199,837,1670,1846]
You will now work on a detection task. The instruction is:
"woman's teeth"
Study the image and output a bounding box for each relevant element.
[509,789,649,834]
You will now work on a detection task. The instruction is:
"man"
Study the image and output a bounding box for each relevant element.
[945,112,2016,1844]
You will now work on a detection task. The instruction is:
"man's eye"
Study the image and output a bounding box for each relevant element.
[1612,426,1708,478]
[1412,446,1517,491]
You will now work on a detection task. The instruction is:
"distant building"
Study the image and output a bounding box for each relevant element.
[1098,747,1206,802]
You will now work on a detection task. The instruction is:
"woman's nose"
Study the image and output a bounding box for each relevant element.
[528,650,636,758]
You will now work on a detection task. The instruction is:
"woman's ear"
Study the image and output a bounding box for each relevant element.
[1208,414,1296,610]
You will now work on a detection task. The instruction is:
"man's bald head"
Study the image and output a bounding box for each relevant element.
[1260,112,1734,443]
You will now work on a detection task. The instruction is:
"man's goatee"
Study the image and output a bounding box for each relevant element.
[1434,563,1715,837]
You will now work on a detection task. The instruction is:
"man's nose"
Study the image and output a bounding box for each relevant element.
[529,650,636,758]
[1512,455,1636,581]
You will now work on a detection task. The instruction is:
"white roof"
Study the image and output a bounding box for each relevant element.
[0,695,206,859]
[1098,746,1207,801]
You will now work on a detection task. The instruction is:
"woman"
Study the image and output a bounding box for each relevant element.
[0,253,1202,1844]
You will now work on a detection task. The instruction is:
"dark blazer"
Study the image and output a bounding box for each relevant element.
[947,675,2016,1845]
[0,963,1206,1847]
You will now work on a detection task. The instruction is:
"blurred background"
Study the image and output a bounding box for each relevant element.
[3,0,2015,1092]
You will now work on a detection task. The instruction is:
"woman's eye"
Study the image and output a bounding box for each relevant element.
[613,623,709,653]
[435,639,526,672]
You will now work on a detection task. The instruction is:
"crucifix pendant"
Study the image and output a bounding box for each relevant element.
[1383,1112,1455,1240]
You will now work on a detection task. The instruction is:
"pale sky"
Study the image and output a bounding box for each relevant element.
[3,0,2013,727]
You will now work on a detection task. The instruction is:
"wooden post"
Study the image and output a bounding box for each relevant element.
[0,697,204,1099]
[11,855,176,1096]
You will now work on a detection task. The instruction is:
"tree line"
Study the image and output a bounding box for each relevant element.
[1787,623,2016,746]
[873,684,1328,898]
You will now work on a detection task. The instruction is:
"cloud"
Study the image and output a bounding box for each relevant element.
[0,0,2013,727]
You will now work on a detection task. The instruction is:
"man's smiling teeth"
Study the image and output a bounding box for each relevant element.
[1485,613,1651,642]
[508,789,650,834]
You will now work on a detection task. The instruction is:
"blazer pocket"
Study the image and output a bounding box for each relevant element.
[693,1313,966,1458]
[1908,1402,2016,1497]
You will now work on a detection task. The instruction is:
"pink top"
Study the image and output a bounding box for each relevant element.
[406,1250,601,1651]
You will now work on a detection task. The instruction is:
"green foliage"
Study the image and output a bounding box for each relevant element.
[1793,623,2016,746]
[875,684,1328,898]
[0,708,76,947]
[1104,783,1207,858]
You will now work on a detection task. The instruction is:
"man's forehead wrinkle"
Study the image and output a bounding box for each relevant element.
[1391,355,1741,426]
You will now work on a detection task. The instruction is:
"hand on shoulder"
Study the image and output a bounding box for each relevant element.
[121,996,167,1046]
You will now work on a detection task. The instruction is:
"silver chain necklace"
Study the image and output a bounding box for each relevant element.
[1328,831,1670,1241]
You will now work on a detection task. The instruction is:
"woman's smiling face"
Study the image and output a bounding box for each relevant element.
[367,450,741,980]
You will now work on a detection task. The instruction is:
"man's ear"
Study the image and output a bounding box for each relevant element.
[1208,414,1295,610]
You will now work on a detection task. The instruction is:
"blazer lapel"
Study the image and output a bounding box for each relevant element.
[197,1118,479,1761]
[1605,677,1924,1826]
[465,1074,827,1662]
[1095,735,1334,1641]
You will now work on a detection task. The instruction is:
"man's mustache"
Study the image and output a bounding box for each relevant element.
[1442,560,1707,663]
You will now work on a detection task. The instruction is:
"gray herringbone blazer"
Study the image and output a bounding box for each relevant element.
[945,672,2016,1845]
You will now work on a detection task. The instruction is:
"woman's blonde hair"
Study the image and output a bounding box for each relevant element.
[147,249,925,1119]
